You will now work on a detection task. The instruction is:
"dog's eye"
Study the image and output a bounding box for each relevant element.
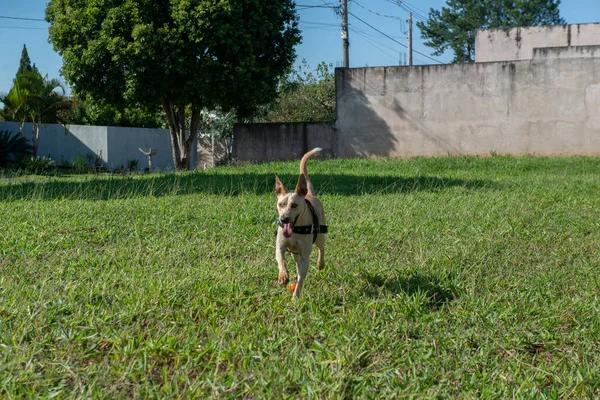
[291,203,298,208]
[278,202,285,208]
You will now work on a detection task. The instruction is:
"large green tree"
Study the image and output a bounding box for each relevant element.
[46,0,301,170]
[417,0,566,63]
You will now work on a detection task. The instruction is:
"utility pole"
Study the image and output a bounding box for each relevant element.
[407,12,413,66]
[342,0,349,68]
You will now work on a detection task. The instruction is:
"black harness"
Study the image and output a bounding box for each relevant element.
[277,199,328,243]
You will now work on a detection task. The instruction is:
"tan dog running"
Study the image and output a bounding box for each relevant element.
[274,147,327,299]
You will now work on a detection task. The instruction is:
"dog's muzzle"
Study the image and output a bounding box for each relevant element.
[279,216,295,238]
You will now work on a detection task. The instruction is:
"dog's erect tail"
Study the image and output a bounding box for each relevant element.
[300,147,322,196]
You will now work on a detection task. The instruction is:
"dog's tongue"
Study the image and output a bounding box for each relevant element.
[282,223,293,238]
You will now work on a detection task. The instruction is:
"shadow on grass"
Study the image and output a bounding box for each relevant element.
[0,172,497,201]
[362,271,458,311]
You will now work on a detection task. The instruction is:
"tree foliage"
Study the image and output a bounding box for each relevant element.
[18,44,39,76]
[2,46,72,157]
[3,72,72,156]
[69,94,163,129]
[256,60,335,123]
[417,0,566,63]
[46,0,301,170]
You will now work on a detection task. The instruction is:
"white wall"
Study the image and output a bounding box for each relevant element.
[0,122,197,171]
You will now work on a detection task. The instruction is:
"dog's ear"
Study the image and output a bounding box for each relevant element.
[274,175,287,196]
[295,173,308,197]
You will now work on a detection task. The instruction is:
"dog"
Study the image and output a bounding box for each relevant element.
[274,147,327,299]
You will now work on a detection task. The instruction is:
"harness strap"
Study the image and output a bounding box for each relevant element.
[277,199,328,243]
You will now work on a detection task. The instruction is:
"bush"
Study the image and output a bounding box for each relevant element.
[71,154,95,173]
[23,156,56,174]
[0,130,33,168]
[127,159,139,172]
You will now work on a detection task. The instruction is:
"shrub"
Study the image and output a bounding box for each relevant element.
[24,156,56,174]
[128,159,139,172]
[0,130,33,168]
[71,154,94,173]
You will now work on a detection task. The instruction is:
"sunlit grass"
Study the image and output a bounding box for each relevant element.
[1,155,599,397]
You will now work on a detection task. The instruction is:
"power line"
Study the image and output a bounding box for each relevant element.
[296,4,336,7]
[300,20,339,26]
[400,5,427,22]
[348,11,443,64]
[319,0,341,15]
[353,1,401,20]
[0,15,46,22]
[400,0,429,16]
[351,28,403,58]
[0,26,47,30]
[351,28,400,63]
[383,0,428,21]
[296,4,337,11]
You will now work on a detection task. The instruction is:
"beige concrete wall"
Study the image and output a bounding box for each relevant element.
[335,46,600,158]
[233,122,335,162]
[475,23,600,62]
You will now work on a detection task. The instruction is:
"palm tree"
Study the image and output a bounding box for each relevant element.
[0,130,32,168]
[2,72,72,156]
[28,77,72,157]
[1,77,30,135]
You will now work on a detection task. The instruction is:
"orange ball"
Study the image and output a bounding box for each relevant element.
[287,280,297,292]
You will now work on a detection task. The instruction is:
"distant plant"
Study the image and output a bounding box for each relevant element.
[71,154,94,173]
[254,60,335,123]
[24,156,55,174]
[127,159,139,172]
[0,130,33,168]
[60,155,72,168]
[113,165,127,174]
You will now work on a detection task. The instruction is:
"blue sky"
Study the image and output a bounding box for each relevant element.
[1,0,599,95]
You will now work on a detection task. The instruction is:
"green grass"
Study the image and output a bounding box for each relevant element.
[1,155,600,398]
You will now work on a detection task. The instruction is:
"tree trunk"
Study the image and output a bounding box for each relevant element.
[162,100,200,171]
[32,121,39,157]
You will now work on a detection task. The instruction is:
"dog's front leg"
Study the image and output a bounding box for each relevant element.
[276,241,289,285]
[291,253,310,299]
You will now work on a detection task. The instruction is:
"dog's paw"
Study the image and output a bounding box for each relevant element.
[278,272,289,286]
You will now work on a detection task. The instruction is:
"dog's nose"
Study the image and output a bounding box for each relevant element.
[280,217,291,224]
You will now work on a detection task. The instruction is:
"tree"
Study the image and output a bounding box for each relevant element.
[28,76,72,157]
[17,44,39,75]
[417,0,565,63]
[69,94,163,129]
[2,71,39,136]
[46,0,301,171]
[256,60,335,123]
[3,71,72,156]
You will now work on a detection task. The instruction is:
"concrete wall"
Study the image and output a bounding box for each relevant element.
[0,122,198,171]
[197,137,228,169]
[1,122,108,165]
[105,126,196,171]
[475,23,600,62]
[233,122,335,162]
[335,45,600,158]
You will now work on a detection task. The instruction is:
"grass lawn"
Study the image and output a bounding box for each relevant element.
[1,155,599,398]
